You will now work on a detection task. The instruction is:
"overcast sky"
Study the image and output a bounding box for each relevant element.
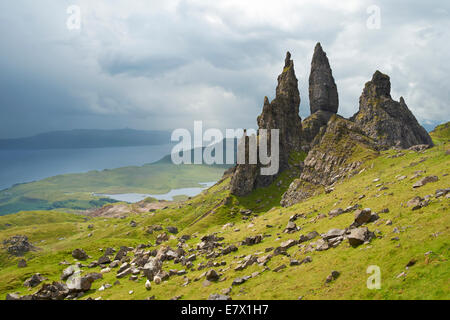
[0,0,449,138]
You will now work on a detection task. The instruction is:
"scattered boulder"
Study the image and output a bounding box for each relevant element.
[299,231,319,243]
[273,264,287,272]
[328,208,344,218]
[280,239,298,250]
[348,227,374,247]
[343,204,360,213]
[24,273,46,288]
[412,176,439,188]
[67,276,93,292]
[3,235,34,256]
[232,277,247,286]
[205,269,220,282]
[284,221,299,233]
[351,208,372,227]
[98,255,111,265]
[61,265,79,281]
[406,196,429,210]
[322,229,346,241]
[208,294,232,300]
[167,226,178,234]
[142,258,163,280]
[325,270,340,283]
[71,248,88,260]
[156,232,169,244]
[33,282,70,300]
[242,235,262,246]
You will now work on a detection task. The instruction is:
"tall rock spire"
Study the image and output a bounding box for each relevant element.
[352,70,433,149]
[230,51,303,196]
[258,51,302,156]
[308,43,339,114]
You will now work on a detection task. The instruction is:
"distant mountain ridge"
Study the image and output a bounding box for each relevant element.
[0,129,172,149]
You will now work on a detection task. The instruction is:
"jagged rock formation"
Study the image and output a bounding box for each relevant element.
[230,52,303,196]
[281,116,379,207]
[302,110,334,149]
[231,45,433,201]
[309,43,339,115]
[300,116,379,185]
[303,43,338,149]
[229,134,259,197]
[352,71,433,149]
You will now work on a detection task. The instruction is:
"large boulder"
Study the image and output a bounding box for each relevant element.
[142,257,163,280]
[412,176,439,188]
[71,248,88,260]
[24,273,46,288]
[66,276,93,292]
[348,227,374,247]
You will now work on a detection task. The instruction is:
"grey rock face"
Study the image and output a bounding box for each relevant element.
[309,43,339,114]
[230,51,303,196]
[282,116,380,208]
[301,110,335,148]
[352,71,433,149]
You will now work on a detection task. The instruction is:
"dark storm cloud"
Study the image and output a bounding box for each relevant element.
[0,0,449,138]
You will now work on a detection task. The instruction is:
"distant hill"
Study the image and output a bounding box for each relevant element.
[0,129,171,149]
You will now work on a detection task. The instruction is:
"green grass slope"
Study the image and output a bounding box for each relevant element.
[0,131,448,300]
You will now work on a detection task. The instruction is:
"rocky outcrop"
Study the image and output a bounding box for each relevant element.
[299,116,379,186]
[281,116,379,207]
[2,235,35,256]
[309,43,338,114]
[230,52,303,196]
[352,71,433,149]
[301,110,334,148]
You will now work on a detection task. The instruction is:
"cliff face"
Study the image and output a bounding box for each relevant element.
[281,116,379,207]
[351,71,433,149]
[230,52,303,196]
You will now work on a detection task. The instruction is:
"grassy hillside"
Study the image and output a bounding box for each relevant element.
[430,122,450,145]
[0,163,228,215]
[0,125,448,300]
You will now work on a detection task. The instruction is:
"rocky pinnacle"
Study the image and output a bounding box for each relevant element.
[309,43,339,114]
[230,52,303,196]
[352,70,433,149]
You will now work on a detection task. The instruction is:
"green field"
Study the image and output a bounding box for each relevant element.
[0,161,229,215]
[0,125,448,300]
